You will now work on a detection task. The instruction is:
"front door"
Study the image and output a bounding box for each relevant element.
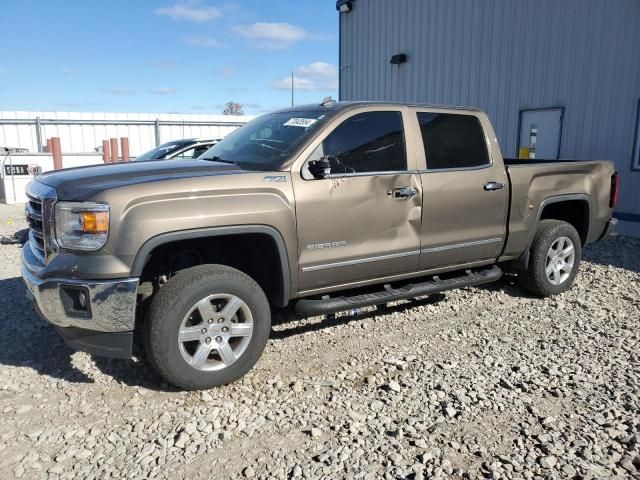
[292,109,422,292]
[413,110,508,269]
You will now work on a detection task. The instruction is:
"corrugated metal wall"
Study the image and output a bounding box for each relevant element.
[0,111,253,156]
[339,0,640,216]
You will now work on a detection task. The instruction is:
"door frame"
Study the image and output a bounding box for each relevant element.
[516,106,565,160]
[631,98,640,171]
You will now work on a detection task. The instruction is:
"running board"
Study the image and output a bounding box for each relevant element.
[294,265,502,317]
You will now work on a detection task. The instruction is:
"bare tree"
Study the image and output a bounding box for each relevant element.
[222,101,244,115]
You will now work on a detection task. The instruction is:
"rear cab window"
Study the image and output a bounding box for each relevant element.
[416,112,490,170]
[312,111,407,175]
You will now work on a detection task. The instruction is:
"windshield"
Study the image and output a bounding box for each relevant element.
[134,141,190,161]
[199,110,331,170]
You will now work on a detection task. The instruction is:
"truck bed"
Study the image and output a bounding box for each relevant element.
[501,158,615,261]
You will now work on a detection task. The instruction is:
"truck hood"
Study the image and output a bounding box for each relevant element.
[36,159,245,200]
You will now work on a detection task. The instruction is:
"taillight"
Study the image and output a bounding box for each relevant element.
[609,172,619,208]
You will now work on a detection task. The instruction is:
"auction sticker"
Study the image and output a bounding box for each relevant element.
[283,118,317,128]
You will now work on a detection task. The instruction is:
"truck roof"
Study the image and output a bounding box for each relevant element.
[271,101,484,115]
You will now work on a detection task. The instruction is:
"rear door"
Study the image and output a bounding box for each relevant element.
[414,110,508,269]
[292,108,422,292]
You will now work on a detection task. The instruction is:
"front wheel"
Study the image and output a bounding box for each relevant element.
[144,264,271,390]
[518,219,582,297]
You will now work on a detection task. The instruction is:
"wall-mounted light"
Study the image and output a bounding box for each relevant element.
[390,53,408,65]
[336,0,353,13]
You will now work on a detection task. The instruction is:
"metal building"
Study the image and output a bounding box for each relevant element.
[337,0,640,235]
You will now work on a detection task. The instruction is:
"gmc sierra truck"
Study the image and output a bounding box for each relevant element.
[22,100,618,390]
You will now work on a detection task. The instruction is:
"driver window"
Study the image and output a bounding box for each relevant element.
[321,111,406,175]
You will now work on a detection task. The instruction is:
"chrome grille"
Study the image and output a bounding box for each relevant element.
[26,192,46,262]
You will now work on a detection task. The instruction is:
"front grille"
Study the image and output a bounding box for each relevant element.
[26,193,46,263]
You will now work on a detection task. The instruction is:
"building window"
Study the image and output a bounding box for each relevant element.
[633,99,640,171]
[417,112,490,170]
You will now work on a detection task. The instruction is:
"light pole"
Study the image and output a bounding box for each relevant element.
[291,71,294,106]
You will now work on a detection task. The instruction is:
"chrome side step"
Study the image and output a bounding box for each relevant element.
[294,265,502,317]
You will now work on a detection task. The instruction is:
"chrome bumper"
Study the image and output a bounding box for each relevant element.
[21,246,139,333]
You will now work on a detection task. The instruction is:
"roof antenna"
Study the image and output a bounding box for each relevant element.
[320,96,336,107]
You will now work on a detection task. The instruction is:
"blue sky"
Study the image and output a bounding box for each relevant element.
[0,1,339,115]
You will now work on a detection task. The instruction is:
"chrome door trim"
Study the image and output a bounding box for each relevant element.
[421,237,503,254]
[418,163,493,174]
[302,250,420,273]
[324,169,420,179]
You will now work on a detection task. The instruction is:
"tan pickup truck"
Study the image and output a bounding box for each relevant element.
[22,100,618,389]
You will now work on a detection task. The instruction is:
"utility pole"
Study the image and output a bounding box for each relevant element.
[291,71,294,106]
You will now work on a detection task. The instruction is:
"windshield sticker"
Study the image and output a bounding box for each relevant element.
[283,118,317,128]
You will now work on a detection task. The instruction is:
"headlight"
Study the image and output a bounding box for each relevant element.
[55,202,110,251]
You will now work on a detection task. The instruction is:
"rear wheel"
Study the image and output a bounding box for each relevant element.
[518,220,582,297]
[144,264,271,390]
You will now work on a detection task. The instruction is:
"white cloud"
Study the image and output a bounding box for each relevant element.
[270,62,338,91]
[226,86,248,94]
[217,66,236,79]
[155,2,223,23]
[100,88,134,95]
[61,68,74,77]
[151,87,176,95]
[185,35,225,48]
[149,60,177,71]
[232,22,307,49]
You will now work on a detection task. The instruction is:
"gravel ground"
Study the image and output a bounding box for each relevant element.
[0,207,638,480]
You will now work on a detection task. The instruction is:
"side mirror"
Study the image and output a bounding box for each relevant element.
[307,157,331,179]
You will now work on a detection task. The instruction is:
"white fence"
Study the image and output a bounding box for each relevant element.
[1,152,104,204]
[0,111,253,156]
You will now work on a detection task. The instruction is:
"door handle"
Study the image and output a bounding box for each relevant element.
[388,187,417,199]
[484,182,504,191]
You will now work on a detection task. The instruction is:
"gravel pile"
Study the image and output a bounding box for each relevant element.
[0,212,638,479]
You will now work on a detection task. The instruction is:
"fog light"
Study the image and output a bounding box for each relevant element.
[78,291,87,309]
[60,285,92,319]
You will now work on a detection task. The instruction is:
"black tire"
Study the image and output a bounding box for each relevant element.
[518,219,582,297]
[144,264,271,390]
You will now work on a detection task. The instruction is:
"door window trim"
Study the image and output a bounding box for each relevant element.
[516,106,565,160]
[326,169,420,179]
[418,164,493,174]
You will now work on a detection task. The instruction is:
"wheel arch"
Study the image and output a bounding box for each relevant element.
[131,225,291,307]
[537,194,591,245]
[509,194,591,272]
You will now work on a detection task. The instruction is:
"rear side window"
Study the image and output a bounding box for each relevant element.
[322,111,406,174]
[417,112,490,170]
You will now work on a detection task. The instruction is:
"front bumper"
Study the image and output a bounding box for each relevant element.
[21,245,138,358]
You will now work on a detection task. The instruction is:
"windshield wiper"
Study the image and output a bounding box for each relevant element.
[205,156,238,166]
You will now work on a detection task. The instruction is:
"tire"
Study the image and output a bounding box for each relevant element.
[144,264,271,390]
[518,219,582,297]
